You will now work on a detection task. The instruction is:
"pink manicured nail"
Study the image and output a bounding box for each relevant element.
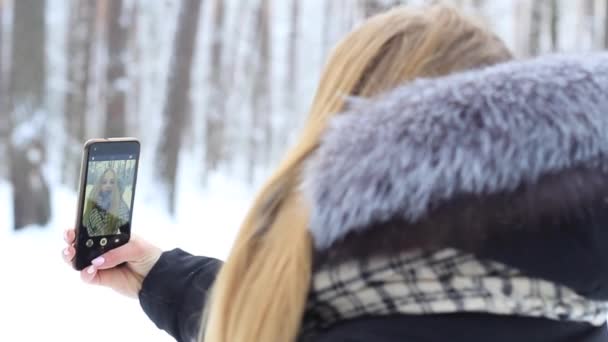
[87,266,96,274]
[91,257,105,267]
[63,248,70,256]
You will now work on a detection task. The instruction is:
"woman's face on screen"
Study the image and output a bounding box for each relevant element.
[101,172,116,194]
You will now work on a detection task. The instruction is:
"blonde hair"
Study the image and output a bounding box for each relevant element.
[203,5,512,342]
[83,168,122,232]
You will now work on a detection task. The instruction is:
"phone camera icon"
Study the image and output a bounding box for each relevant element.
[85,239,94,248]
[100,238,108,247]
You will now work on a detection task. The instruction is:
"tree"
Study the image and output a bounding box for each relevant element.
[63,1,97,188]
[528,0,543,56]
[0,1,7,180]
[362,0,383,17]
[361,0,401,18]
[158,0,203,214]
[8,0,51,230]
[604,0,608,48]
[249,0,272,181]
[584,0,596,48]
[218,1,254,178]
[105,0,128,138]
[285,0,299,113]
[278,0,299,154]
[472,0,485,9]
[550,0,559,51]
[205,0,227,174]
[128,0,141,135]
[224,1,251,101]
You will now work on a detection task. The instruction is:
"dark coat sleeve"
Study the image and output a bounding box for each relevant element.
[138,248,222,342]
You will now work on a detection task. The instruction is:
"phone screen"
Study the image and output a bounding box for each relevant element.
[82,154,136,237]
[75,140,139,269]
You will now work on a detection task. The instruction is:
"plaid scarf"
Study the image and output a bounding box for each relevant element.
[302,249,608,335]
[84,202,130,236]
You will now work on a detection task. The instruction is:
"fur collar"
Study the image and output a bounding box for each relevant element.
[302,53,608,259]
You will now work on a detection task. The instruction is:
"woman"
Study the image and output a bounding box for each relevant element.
[63,5,608,342]
[83,167,130,236]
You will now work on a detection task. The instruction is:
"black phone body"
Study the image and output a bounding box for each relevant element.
[73,138,140,270]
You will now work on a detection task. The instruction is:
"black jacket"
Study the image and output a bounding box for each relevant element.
[140,54,608,341]
[139,249,221,342]
[140,249,608,342]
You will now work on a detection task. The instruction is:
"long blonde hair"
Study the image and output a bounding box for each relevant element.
[203,5,513,342]
[83,168,122,232]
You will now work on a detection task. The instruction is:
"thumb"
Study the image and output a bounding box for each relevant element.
[80,265,142,298]
[92,240,145,270]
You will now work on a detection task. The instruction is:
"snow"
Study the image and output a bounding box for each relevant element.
[10,109,47,148]
[0,175,256,342]
[6,1,605,341]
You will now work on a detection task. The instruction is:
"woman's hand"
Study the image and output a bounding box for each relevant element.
[62,229,162,298]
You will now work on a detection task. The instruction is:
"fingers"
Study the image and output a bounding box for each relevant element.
[62,245,75,264]
[62,228,76,265]
[64,228,75,244]
[79,265,140,298]
[91,239,144,270]
[80,264,101,284]
[75,236,155,298]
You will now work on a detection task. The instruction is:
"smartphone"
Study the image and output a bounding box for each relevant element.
[73,138,140,270]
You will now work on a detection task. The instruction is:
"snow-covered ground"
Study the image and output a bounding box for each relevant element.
[0,175,256,342]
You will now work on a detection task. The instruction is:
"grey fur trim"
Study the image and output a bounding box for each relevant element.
[303,53,608,251]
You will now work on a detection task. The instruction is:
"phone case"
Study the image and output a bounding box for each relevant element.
[72,137,139,270]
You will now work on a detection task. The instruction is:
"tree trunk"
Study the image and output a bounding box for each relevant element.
[105,0,128,138]
[225,2,251,102]
[550,0,559,51]
[362,0,390,17]
[221,2,252,177]
[528,0,543,56]
[158,0,202,214]
[279,0,299,155]
[604,0,608,48]
[205,0,226,174]
[63,1,96,188]
[602,0,608,49]
[286,0,299,112]
[0,1,7,180]
[585,0,596,48]
[260,0,272,166]
[472,0,485,10]
[603,0,608,48]
[9,0,51,230]
[128,0,141,135]
[249,0,272,182]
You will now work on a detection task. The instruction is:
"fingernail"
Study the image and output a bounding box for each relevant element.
[63,248,70,256]
[87,266,96,274]
[91,257,105,267]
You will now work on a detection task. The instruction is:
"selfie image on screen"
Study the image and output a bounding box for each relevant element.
[82,158,136,237]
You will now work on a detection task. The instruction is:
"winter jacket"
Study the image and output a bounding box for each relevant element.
[139,54,608,341]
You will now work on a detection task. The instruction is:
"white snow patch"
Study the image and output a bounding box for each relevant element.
[0,175,254,342]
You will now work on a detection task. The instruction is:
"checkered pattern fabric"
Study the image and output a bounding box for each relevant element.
[84,203,129,236]
[302,249,608,334]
